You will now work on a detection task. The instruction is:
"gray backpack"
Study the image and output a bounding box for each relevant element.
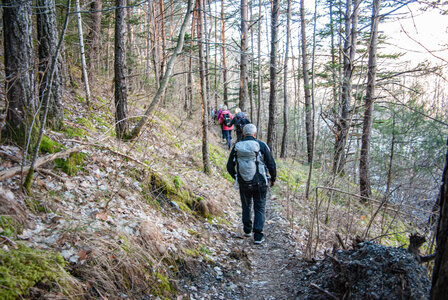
[234,140,268,185]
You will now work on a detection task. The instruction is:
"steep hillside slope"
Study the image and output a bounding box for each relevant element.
[0,90,247,298]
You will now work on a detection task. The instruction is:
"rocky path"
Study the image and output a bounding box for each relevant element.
[239,198,302,299]
[176,129,304,299]
[180,190,304,299]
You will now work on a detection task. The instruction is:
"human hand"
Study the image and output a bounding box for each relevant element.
[270,180,275,187]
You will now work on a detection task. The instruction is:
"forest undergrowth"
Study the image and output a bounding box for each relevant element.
[0,81,433,299]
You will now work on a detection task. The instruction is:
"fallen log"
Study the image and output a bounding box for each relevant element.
[0,150,21,163]
[0,144,87,182]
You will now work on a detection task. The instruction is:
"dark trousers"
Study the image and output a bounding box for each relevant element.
[239,183,267,240]
[236,130,243,142]
[221,124,225,139]
[223,129,232,149]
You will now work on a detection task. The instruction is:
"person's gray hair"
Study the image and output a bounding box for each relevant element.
[243,123,257,136]
[223,105,228,110]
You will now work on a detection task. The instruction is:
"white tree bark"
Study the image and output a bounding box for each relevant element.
[75,0,91,105]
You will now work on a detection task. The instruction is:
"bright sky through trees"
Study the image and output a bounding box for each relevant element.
[383,3,448,66]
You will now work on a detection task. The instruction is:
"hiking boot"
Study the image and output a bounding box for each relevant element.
[244,232,252,237]
[254,237,265,245]
[254,232,264,244]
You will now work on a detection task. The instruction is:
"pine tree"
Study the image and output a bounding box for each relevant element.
[3,0,35,146]
[37,0,63,129]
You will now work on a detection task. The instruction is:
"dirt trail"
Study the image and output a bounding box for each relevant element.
[177,127,303,299]
[238,198,302,299]
[179,189,303,299]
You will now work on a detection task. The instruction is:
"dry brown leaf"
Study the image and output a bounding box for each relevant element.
[95,212,109,221]
[78,249,88,260]
[36,179,46,188]
[85,281,93,290]
[118,190,127,199]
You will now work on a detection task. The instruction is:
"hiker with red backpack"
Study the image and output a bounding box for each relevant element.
[218,105,233,149]
[226,124,276,244]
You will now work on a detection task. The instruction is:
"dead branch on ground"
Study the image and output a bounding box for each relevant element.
[309,283,339,300]
[0,145,87,182]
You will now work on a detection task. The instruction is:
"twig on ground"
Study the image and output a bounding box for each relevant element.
[310,283,339,300]
[336,233,347,250]
[0,235,18,249]
[66,139,149,168]
[37,168,66,182]
[92,286,107,300]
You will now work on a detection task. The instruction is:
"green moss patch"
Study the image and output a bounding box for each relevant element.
[39,135,64,154]
[173,176,183,189]
[143,172,215,219]
[276,159,308,190]
[152,271,175,297]
[61,125,88,139]
[0,244,75,300]
[75,117,95,131]
[0,216,21,237]
[209,145,233,181]
[55,152,87,175]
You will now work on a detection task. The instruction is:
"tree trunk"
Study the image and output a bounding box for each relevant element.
[267,0,279,155]
[249,0,255,121]
[23,0,71,192]
[360,0,381,202]
[329,0,338,110]
[130,0,193,139]
[145,3,152,88]
[256,0,262,136]
[333,0,359,174]
[214,0,218,111]
[239,0,249,112]
[291,42,299,154]
[105,17,112,78]
[186,13,195,112]
[3,0,35,147]
[197,0,211,174]
[202,0,211,115]
[37,0,63,129]
[114,0,129,138]
[88,0,102,75]
[150,2,161,88]
[280,0,291,158]
[221,0,228,106]
[431,136,448,299]
[304,0,318,204]
[126,7,134,90]
[75,0,91,106]
[300,0,313,164]
[159,0,167,81]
